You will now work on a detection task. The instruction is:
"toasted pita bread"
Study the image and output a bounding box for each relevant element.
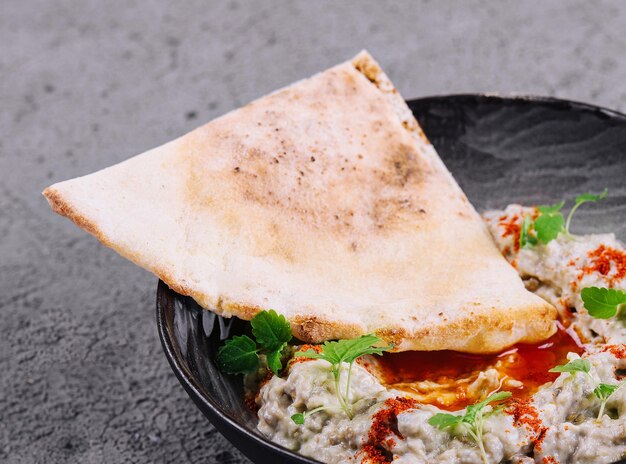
[44,51,556,353]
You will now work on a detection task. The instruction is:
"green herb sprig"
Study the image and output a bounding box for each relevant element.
[292,334,392,422]
[549,358,624,420]
[565,190,608,234]
[519,189,608,248]
[291,406,329,425]
[428,391,512,464]
[594,382,624,419]
[519,215,538,248]
[581,287,626,320]
[548,358,591,375]
[216,309,292,375]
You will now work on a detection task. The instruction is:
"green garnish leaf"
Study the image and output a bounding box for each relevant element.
[266,350,283,376]
[295,334,393,365]
[549,358,591,375]
[537,201,565,214]
[534,212,565,244]
[295,334,392,420]
[216,309,293,376]
[251,309,292,351]
[428,391,511,464]
[594,382,620,400]
[575,189,608,204]
[248,309,292,375]
[594,381,624,419]
[216,335,259,374]
[581,287,626,319]
[565,189,608,234]
[295,349,326,360]
[520,215,538,248]
[428,412,463,429]
[463,391,512,425]
[521,189,608,247]
[290,405,329,424]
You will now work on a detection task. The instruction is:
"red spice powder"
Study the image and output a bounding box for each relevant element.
[244,394,259,413]
[499,214,522,253]
[505,398,547,452]
[580,245,626,285]
[542,456,559,464]
[360,397,418,463]
[602,344,626,359]
[248,371,275,413]
[288,344,323,366]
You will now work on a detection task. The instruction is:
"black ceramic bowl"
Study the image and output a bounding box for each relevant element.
[157,95,626,464]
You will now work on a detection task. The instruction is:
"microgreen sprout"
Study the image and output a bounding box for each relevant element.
[519,190,608,248]
[293,334,392,422]
[428,391,512,464]
[549,358,624,420]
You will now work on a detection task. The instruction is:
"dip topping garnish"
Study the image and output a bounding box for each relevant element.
[581,287,626,319]
[549,358,625,420]
[548,358,591,375]
[533,202,566,244]
[291,406,329,425]
[504,398,547,452]
[580,246,626,285]
[564,189,608,235]
[217,309,292,375]
[361,396,419,464]
[293,334,393,421]
[428,391,512,464]
[520,215,539,248]
[593,382,624,419]
[519,189,608,248]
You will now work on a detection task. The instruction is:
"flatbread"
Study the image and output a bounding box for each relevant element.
[44,51,556,353]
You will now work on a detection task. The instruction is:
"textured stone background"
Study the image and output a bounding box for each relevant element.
[1,1,625,463]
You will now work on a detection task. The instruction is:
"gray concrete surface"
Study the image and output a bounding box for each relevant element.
[1,1,625,462]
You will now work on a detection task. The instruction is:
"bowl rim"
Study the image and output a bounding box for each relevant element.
[408,92,626,120]
[156,93,626,464]
[156,280,321,464]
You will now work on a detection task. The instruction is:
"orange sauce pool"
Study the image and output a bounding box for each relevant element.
[374,323,584,410]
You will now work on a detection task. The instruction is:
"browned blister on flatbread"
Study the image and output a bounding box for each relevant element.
[44,51,556,353]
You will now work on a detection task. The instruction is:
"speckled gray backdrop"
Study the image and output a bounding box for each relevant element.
[1,1,625,463]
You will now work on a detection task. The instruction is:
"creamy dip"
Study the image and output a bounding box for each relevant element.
[251,205,626,464]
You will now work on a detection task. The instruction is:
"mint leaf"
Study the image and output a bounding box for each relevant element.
[520,215,538,248]
[251,309,292,351]
[291,413,305,425]
[428,413,463,429]
[216,335,259,374]
[549,358,591,375]
[581,287,626,319]
[534,212,565,244]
